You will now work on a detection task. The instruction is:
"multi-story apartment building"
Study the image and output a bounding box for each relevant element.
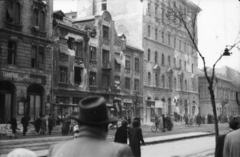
[198,68,240,117]
[52,11,88,119]
[76,0,200,123]
[74,11,144,118]
[0,0,53,123]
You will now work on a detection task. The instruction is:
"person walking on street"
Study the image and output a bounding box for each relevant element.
[196,114,202,127]
[114,120,128,144]
[48,114,54,135]
[134,116,141,126]
[34,116,42,135]
[129,120,145,157]
[48,96,132,157]
[21,114,30,136]
[9,115,17,139]
[62,114,70,135]
[127,116,132,126]
[40,115,47,135]
[162,114,166,130]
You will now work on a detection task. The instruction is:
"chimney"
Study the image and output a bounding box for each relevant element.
[77,0,93,19]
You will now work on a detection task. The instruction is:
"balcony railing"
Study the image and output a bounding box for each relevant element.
[5,21,23,32]
[89,60,97,68]
[75,56,84,66]
[31,27,47,38]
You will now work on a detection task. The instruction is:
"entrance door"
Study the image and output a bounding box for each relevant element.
[0,93,11,123]
[29,95,41,121]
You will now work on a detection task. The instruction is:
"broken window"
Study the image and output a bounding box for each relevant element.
[59,67,68,83]
[6,1,21,24]
[125,77,130,90]
[39,11,45,31]
[75,42,83,57]
[74,67,82,85]
[33,9,38,26]
[7,41,16,65]
[89,72,96,86]
[90,46,96,60]
[67,37,75,50]
[102,74,109,88]
[31,46,37,68]
[102,25,109,39]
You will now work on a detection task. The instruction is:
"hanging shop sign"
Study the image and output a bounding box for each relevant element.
[0,72,46,85]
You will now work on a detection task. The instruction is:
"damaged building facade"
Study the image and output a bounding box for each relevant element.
[0,0,53,123]
[76,0,200,124]
[74,11,144,118]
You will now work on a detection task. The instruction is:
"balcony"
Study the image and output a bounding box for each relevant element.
[75,56,84,66]
[89,60,97,68]
[5,21,23,32]
[59,53,69,63]
[31,26,47,38]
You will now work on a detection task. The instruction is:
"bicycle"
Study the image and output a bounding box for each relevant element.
[151,121,165,132]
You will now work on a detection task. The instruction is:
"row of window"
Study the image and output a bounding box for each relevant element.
[6,0,46,32]
[147,49,194,72]
[147,72,197,91]
[147,26,193,53]
[59,66,140,91]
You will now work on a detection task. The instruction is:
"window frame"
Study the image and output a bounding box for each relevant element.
[135,58,139,70]
[7,41,17,65]
[125,77,130,90]
[102,25,109,39]
[89,72,96,86]
[90,46,97,60]
[134,79,139,91]
[59,66,68,83]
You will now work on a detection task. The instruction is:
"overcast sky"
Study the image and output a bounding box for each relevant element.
[54,0,240,72]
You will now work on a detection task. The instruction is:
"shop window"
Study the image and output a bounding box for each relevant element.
[125,77,130,90]
[67,37,75,50]
[7,41,17,65]
[102,49,109,67]
[135,58,139,70]
[90,46,96,60]
[125,55,130,69]
[6,1,21,24]
[102,0,107,11]
[75,42,83,57]
[59,67,68,83]
[31,46,37,68]
[74,67,82,85]
[134,79,139,91]
[102,74,109,88]
[89,72,96,86]
[102,25,109,39]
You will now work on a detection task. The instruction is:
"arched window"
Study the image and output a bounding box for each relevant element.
[162,75,165,88]
[148,49,151,61]
[39,11,45,31]
[14,2,21,24]
[174,77,177,89]
[185,80,187,91]
[155,51,158,63]
[168,56,171,67]
[174,58,176,68]
[155,73,159,87]
[148,72,151,85]
[179,59,182,69]
[162,54,165,66]
[33,9,38,26]
[184,61,186,71]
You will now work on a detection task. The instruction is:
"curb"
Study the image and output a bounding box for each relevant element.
[144,133,215,145]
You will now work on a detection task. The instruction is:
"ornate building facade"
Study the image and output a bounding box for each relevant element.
[0,0,53,123]
[76,0,199,124]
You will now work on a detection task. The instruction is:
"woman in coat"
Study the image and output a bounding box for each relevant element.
[40,115,47,135]
[114,120,128,144]
[35,116,42,135]
[9,115,18,139]
[129,120,145,157]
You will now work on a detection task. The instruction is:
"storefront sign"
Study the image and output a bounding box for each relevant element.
[155,101,163,108]
[0,72,46,85]
[123,99,132,103]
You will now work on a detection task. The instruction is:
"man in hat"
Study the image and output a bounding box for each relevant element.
[48,96,132,157]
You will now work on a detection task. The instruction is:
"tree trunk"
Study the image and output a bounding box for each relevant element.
[208,86,219,142]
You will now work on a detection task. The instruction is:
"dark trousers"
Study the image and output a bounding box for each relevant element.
[48,126,53,135]
[12,126,17,134]
[23,125,28,135]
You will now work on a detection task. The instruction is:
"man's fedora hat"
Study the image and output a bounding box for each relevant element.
[69,96,118,125]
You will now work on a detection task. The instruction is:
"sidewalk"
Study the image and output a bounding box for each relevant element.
[0,131,215,157]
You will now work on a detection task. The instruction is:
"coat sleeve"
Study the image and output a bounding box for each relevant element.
[139,129,145,145]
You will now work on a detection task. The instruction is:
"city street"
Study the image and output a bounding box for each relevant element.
[141,136,215,157]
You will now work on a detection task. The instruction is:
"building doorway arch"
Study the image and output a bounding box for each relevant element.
[0,81,16,123]
[27,84,45,121]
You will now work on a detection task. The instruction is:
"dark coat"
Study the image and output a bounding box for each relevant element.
[21,116,29,126]
[114,126,128,144]
[215,134,227,157]
[129,127,145,157]
[48,117,54,129]
[196,115,202,124]
[35,118,42,132]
